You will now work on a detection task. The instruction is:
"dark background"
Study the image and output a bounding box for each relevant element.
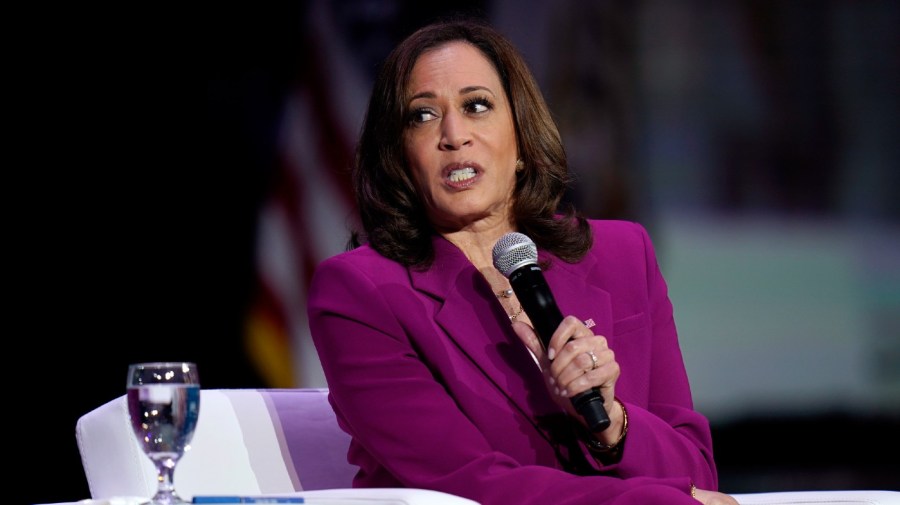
[23,2,898,504]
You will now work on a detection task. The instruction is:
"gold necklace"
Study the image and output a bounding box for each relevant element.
[494,288,522,320]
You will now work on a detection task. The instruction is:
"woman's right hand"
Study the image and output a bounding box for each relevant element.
[510,315,623,443]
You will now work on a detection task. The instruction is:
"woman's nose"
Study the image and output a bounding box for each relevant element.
[439,111,472,150]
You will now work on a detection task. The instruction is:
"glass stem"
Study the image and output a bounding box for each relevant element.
[157,465,175,493]
[151,457,181,502]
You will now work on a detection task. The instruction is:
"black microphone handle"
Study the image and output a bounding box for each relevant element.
[509,264,611,432]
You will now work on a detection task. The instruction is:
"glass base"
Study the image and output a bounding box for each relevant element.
[142,491,190,505]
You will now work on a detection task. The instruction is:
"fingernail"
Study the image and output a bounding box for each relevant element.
[547,348,556,360]
[548,377,555,386]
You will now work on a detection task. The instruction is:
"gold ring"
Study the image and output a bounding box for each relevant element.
[587,350,598,370]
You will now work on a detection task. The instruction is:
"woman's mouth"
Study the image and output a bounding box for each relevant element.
[448,167,476,183]
[444,162,482,188]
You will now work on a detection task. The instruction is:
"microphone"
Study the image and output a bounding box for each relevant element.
[492,232,611,432]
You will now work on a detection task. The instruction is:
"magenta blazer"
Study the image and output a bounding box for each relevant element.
[308,220,718,505]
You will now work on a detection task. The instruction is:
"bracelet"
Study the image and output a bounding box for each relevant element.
[586,398,628,453]
[690,483,697,498]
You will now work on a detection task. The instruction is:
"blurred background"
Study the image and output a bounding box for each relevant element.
[24,1,898,503]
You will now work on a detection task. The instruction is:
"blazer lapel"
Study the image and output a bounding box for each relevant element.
[410,236,559,421]
[408,237,615,429]
[540,250,614,341]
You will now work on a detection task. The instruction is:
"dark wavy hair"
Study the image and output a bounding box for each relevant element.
[350,18,591,268]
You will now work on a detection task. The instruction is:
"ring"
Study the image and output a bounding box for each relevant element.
[587,350,598,370]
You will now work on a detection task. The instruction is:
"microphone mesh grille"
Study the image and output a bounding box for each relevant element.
[492,232,538,277]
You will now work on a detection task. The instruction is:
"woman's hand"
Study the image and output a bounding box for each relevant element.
[693,488,740,505]
[511,315,622,442]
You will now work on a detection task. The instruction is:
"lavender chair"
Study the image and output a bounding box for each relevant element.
[76,388,477,504]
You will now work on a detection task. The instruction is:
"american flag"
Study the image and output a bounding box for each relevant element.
[244,2,370,387]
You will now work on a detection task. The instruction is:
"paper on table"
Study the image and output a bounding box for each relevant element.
[192,498,305,504]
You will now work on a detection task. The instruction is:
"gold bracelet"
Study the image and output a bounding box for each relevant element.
[690,483,697,498]
[586,398,628,453]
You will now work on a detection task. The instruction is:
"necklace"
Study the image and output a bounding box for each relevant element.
[494,288,521,320]
[491,285,520,320]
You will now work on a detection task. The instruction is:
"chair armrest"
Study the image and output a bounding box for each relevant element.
[732,490,900,505]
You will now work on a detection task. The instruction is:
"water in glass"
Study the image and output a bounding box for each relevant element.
[127,362,200,505]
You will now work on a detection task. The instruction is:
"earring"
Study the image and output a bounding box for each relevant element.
[515,159,524,172]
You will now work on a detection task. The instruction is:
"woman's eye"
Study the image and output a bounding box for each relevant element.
[410,108,437,124]
[464,97,493,114]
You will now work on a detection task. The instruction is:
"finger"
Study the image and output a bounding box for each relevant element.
[549,333,603,378]
[555,333,609,365]
[558,349,619,398]
[555,346,605,386]
[546,315,586,360]
[510,320,547,363]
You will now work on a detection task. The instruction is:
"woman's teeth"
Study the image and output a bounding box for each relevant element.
[449,167,476,182]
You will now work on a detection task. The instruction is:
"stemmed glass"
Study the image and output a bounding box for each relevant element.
[127,362,201,505]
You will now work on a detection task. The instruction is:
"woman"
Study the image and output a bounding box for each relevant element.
[308,18,738,505]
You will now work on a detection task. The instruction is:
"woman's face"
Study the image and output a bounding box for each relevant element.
[403,41,519,233]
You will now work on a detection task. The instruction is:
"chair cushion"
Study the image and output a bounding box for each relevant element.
[263,388,355,490]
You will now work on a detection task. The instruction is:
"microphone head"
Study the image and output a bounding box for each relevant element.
[492,232,538,278]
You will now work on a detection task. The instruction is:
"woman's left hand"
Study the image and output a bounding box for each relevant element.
[511,315,621,439]
[693,488,740,505]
